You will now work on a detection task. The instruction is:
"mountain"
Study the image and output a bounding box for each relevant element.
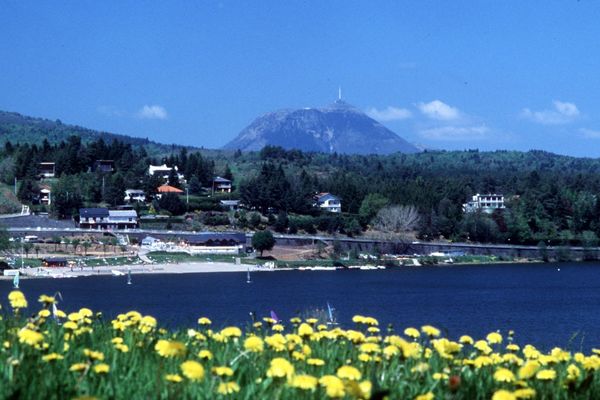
[0,110,178,154]
[223,100,421,155]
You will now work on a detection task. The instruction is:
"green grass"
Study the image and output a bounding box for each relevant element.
[146,252,245,264]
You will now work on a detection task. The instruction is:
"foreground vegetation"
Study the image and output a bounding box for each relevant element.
[1,292,600,399]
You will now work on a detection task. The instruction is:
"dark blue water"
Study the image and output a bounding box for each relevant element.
[2,263,600,351]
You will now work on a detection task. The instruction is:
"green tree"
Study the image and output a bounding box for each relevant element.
[158,193,186,215]
[252,230,275,257]
[82,241,91,256]
[71,239,80,255]
[358,193,389,225]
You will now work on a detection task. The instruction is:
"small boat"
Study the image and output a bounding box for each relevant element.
[111,269,125,276]
[13,272,19,289]
[127,267,132,285]
[246,266,252,283]
[327,302,338,326]
[270,310,280,323]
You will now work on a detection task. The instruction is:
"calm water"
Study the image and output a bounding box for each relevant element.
[2,263,600,351]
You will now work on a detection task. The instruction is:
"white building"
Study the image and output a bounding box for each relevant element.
[124,189,146,203]
[314,193,342,213]
[463,193,505,213]
[148,164,185,181]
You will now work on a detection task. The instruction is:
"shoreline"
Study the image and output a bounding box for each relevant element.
[0,257,554,280]
[0,262,288,280]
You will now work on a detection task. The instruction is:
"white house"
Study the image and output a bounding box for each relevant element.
[148,164,185,181]
[124,189,146,203]
[463,193,505,213]
[314,193,342,213]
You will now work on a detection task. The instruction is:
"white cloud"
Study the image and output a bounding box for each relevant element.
[419,125,489,141]
[137,105,168,120]
[580,128,600,138]
[417,100,461,121]
[521,100,580,124]
[366,106,412,121]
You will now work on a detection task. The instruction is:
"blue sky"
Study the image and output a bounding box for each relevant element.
[2,1,600,156]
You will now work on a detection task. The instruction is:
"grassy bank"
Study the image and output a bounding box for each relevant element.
[1,291,600,399]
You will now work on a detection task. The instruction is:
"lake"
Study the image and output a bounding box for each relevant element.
[2,262,599,351]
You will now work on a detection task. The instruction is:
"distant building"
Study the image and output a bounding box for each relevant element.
[212,176,232,193]
[314,193,342,213]
[180,233,246,254]
[463,193,505,213]
[220,199,240,211]
[148,164,184,181]
[93,160,114,173]
[39,162,55,178]
[78,208,138,229]
[79,208,109,229]
[40,185,51,205]
[42,257,68,267]
[124,189,146,203]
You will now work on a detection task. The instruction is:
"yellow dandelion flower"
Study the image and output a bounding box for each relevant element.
[220,326,242,338]
[307,358,325,366]
[414,392,434,400]
[93,363,110,374]
[306,318,319,325]
[8,290,27,309]
[83,349,104,361]
[212,366,234,377]
[319,375,345,398]
[359,342,381,354]
[289,374,318,390]
[165,374,183,383]
[411,362,430,373]
[298,323,314,337]
[337,365,362,381]
[197,317,212,325]
[513,388,536,399]
[292,351,305,361]
[459,335,474,345]
[155,340,186,358]
[535,368,556,380]
[358,353,372,362]
[491,390,516,400]
[473,356,493,368]
[18,329,43,346]
[486,332,503,344]
[180,360,205,381]
[244,336,264,353]
[494,368,516,382]
[290,317,301,324]
[79,308,93,317]
[518,361,540,379]
[69,363,88,372]
[38,294,56,304]
[421,325,440,337]
[266,357,294,379]
[115,343,129,353]
[404,327,420,338]
[217,381,240,395]
[566,364,580,381]
[38,309,51,318]
[198,349,213,360]
[433,372,448,380]
[506,343,520,352]
[42,353,64,362]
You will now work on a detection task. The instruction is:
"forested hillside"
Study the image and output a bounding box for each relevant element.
[4,130,600,248]
[0,110,184,154]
